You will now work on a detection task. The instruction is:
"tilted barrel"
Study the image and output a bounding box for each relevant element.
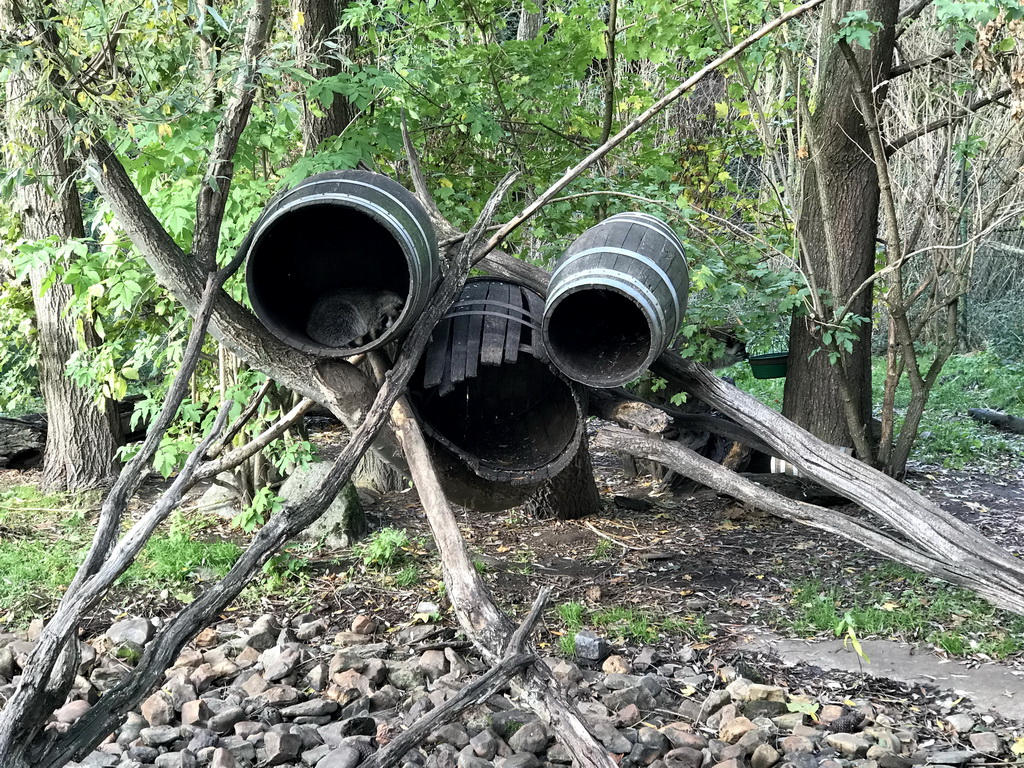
[409,278,586,511]
[244,170,439,356]
[542,212,689,387]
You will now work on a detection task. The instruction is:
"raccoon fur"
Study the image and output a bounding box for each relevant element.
[306,288,404,348]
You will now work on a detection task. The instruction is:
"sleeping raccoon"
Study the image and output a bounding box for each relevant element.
[306,288,404,348]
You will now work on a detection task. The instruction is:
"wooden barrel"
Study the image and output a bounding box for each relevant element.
[243,170,439,356]
[542,212,689,387]
[409,278,586,511]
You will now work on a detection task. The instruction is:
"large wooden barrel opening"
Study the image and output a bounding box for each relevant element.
[244,171,438,356]
[409,278,585,511]
[544,288,653,387]
[543,212,689,387]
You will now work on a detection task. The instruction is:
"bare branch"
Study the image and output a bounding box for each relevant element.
[205,378,275,458]
[888,87,1012,155]
[473,0,826,262]
[889,47,955,77]
[192,0,273,269]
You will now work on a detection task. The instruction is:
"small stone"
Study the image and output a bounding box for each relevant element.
[186,728,219,752]
[502,754,541,768]
[781,736,814,754]
[719,717,757,744]
[141,690,176,726]
[155,751,198,768]
[351,615,377,635]
[210,747,239,768]
[209,706,245,734]
[181,698,212,726]
[195,627,220,647]
[297,620,328,641]
[265,730,303,766]
[618,703,642,726]
[712,758,746,768]
[246,615,282,651]
[431,724,471,749]
[551,660,583,686]
[664,747,704,768]
[944,715,975,734]
[282,698,339,718]
[316,745,365,768]
[508,721,550,754]
[968,732,1002,755]
[726,679,752,701]
[746,685,786,703]
[819,705,846,725]
[256,685,303,707]
[574,630,609,661]
[419,649,448,681]
[661,725,706,751]
[825,733,871,758]
[925,751,977,765]
[472,729,500,760]
[263,645,302,682]
[590,719,632,755]
[106,618,155,646]
[772,714,806,731]
[234,721,264,739]
[751,744,781,768]
[140,725,181,747]
[602,655,631,675]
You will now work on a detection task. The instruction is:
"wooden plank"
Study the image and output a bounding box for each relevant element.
[481,281,511,365]
[450,286,474,385]
[422,311,452,390]
[504,285,524,364]
[464,281,487,380]
[524,289,546,359]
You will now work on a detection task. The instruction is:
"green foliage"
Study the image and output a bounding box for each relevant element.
[832,11,884,50]
[557,601,586,631]
[232,487,283,533]
[357,527,412,570]
[788,564,1024,658]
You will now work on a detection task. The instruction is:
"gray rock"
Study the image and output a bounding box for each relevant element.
[140,725,181,747]
[431,724,471,749]
[968,732,1002,755]
[459,754,494,768]
[210,747,239,768]
[419,649,448,681]
[780,736,814,755]
[141,690,176,726]
[590,718,633,755]
[508,721,550,754]
[128,746,160,763]
[825,734,871,758]
[281,698,339,718]
[575,630,610,661]
[551,659,583,687]
[606,686,656,713]
[187,727,219,752]
[246,615,282,651]
[78,753,120,768]
[501,754,541,768]
[315,745,364,768]
[751,744,781,768]
[282,463,367,548]
[471,729,500,760]
[772,714,806,731]
[265,730,303,766]
[263,645,303,682]
[209,706,246,734]
[664,747,704,768]
[783,754,819,768]
[106,618,155,646]
[389,661,428,690]
[944,715,975,734]
[155,751,198,768]
[926,752,977,765]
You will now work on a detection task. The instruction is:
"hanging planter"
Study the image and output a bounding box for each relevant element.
[748,351,789,379]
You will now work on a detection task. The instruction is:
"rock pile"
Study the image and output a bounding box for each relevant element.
[0,615,1015,768]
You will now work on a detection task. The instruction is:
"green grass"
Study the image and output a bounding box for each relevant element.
[0,485,243,621]
[553,602,673,653]
[356,527,411,570]
[732,351,1024,470]
[788,562,1024,658]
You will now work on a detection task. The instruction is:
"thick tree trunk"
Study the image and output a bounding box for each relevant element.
[522,440,603,520]
[517,0,543,41]
[293,0,357,151]
[782,0,899,448]
[3,0,120,492]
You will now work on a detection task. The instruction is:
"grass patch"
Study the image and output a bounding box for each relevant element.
[732,351,1024,470]
[356,527,411,570]
[788,562,1024,658]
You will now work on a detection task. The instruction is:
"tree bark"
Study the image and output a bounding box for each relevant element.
[523,440,603,520]
[2,0,120,492]
[516,0,543,41]
[293,0,357,152]
[782,0,899,448]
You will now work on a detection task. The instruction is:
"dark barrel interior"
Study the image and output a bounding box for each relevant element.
[412,357,578,474]
[408,278,584,508]
[545,288,652,386]
[246,203,411,351]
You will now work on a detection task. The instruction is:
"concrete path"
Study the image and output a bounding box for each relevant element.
[738,632,1024,722]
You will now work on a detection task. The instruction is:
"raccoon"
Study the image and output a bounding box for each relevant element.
[705,326,748,369]
[306,288,404,348]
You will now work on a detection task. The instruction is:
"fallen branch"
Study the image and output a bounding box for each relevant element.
[968,408,1024,435]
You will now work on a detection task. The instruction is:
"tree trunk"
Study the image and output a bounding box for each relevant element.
[293,0,357,152]
[3,0,120,492]
[522,440,603,520]
[782,0,899,448]
[517,0,543,41]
